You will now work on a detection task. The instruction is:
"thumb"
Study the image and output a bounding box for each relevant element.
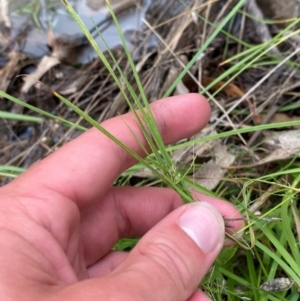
[113,202,225,301]
[59,202,225,301]
[112,201,225,301]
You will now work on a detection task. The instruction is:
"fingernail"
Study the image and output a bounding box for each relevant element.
[178,202,225,254]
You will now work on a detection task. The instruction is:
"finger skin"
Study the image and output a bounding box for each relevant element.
[192,192,244,234]
[87,251,128,278]
[54,203,225,301]
[187,290,212,301]
[81,186,183,266]
[81,188,243,267]
[5,94,210,210]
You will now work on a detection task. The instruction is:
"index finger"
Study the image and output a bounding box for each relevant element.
[10,94,210,210]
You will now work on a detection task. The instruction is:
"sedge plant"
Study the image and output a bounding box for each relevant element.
[1,0,300,299]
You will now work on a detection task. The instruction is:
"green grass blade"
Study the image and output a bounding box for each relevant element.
[104,0,174,168]
[0,110,43,123]
[0,90,87,131]
[163,0,246,97]
[256,237,300,282]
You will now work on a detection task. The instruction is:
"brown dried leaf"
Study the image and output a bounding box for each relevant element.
[172,130,219,163]
[0,1,10,27]
[260,278,294,292]
[201,76,254,111]
[0,52,26,93]
[231,130,300,169]
[202,77,245,98]
[22,55,60,93]
[253,113,300,129]
[193,143,235,190]
[264,130,300,150]
[174,79,189,95]
[258,148,300,165]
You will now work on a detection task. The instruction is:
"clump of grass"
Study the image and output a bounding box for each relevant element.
[60,0,196,204]
[59,1,300,299]
[1,0,300,299]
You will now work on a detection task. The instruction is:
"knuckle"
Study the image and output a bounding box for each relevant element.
[151,105,168,139]
[138,238,194,293]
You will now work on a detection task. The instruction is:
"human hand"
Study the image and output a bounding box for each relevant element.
[0,94,243,301]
